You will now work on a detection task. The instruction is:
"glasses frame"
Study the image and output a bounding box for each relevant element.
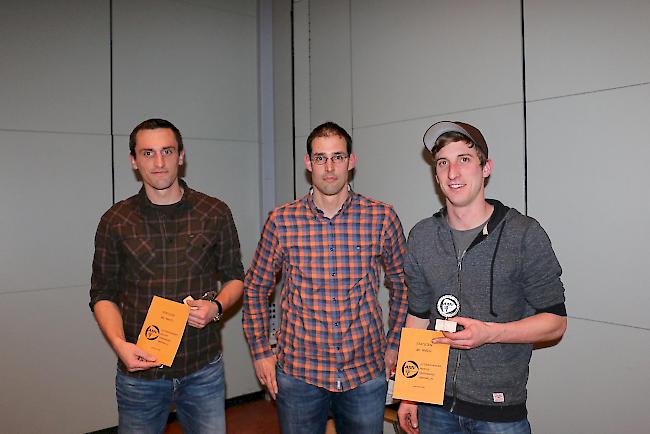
[310,153,350,166]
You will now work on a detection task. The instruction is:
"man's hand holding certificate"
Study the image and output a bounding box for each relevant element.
[392,328,450,405]
[136,296,190,367]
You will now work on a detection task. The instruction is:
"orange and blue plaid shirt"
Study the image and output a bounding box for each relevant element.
[243,188,408,391]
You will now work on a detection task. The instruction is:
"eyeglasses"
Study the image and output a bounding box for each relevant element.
[310,153,349,165]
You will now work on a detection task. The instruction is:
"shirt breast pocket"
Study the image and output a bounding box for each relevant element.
[184,232,217,273]
[286,244,316,282]
[122,237,157,277]
[343,239,377,286]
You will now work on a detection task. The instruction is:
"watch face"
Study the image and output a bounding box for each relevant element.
[202,291,217,302]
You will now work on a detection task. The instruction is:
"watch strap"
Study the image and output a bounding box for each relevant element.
[201,291,223,322]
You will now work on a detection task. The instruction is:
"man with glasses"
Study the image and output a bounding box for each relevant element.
[243,122,408,434]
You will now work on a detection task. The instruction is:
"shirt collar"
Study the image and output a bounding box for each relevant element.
[137,178,192,216]
[305,184,354,220]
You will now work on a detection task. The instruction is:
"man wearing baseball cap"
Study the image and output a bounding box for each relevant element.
[397,121,567,434]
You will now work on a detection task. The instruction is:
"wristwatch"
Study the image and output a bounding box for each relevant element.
[201,291,223,322]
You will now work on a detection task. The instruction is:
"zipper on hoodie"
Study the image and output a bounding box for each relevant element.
[449,248,465,413]
[445,206,501,413]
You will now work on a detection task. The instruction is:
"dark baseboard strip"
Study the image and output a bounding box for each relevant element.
[226,390,267,408]
[87,428,117,434]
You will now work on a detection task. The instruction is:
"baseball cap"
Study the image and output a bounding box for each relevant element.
[423,121,488,158]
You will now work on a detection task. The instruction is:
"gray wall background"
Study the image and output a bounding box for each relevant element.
[278,0,650,433]
[1,0,649,433]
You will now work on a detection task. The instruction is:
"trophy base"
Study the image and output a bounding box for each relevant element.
[434,319,457,332]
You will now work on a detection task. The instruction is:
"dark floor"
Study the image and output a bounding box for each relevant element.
[164,398,280,434]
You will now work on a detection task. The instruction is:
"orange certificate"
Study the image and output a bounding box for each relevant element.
[136,296,190,367]
[392,328,450,405]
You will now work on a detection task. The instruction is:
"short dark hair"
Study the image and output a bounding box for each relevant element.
[129,118,184,156]
[432,131,488,167]
[306,122,352,156]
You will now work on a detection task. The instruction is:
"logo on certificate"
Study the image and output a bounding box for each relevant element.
[437,294,459,318]
[401,360,419,378]
[145,325,160,340]
[393,329,450,405]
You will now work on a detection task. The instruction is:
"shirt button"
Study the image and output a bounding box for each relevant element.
[329,247,334,252]
[336,346,340,350]
[334,322,339,327]
[331,272,336,277]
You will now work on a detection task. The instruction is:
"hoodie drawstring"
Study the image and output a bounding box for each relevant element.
[489,221,506,317]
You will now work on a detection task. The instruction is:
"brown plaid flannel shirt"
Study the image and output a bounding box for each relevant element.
[90,180,244,379]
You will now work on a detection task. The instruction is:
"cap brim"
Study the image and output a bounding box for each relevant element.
[423,121,474,152]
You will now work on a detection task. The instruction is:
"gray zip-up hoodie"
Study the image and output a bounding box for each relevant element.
[405,200,566,421]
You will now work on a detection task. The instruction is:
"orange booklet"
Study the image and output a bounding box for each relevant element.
[136,296,190,367]
[392,328,450,404]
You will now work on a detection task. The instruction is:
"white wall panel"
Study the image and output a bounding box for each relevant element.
[350,0,522,128]
[112,0,257,141]
[273,0,296,205]
[528,318,650,433]
[185,0,257,16]
[0,0,110,134]
[527,85,650,329]
[0,131,112,293]
[293,134,313,196]
[292,0,312,138]
[309,0,353,130]
[353,104,525,234]
[352,119,437,233]
[525,0,650,100]
[0,286,118,433]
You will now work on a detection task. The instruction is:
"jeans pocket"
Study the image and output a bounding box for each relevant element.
[208,352,224,365]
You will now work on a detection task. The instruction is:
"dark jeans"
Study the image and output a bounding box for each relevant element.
[418,403,531,434]
[276,370,387,434]
[115,354,225,434]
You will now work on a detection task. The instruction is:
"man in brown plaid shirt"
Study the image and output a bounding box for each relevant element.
[90,118,244,434]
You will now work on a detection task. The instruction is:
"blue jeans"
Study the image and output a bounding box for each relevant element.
[116,354,225,434]
[276,370,387,434]
[418,404,531,434]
